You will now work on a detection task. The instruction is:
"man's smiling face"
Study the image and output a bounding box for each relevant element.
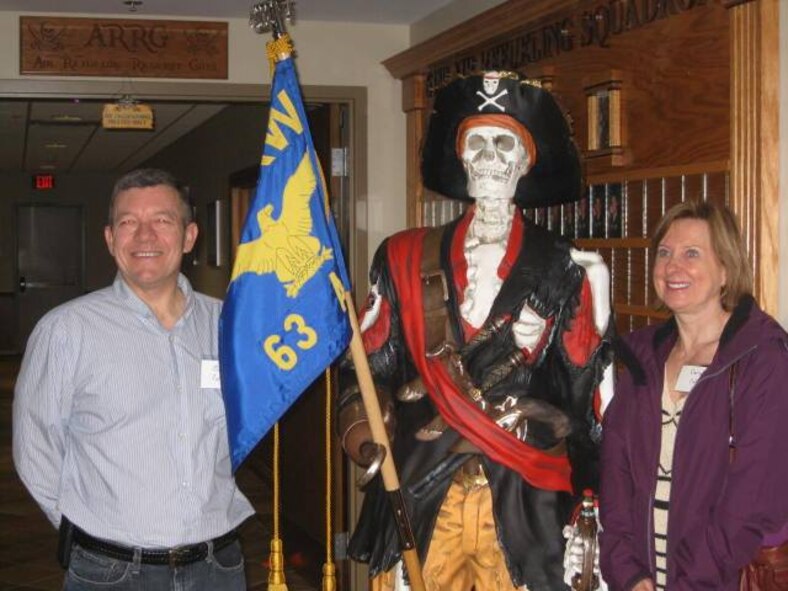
[104,184,197,296]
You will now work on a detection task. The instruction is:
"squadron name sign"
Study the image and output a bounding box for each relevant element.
[427,0,709,94]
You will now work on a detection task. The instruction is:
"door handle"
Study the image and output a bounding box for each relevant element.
[19,276,26,292]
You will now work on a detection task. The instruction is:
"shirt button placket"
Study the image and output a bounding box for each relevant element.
[169,332,190,494]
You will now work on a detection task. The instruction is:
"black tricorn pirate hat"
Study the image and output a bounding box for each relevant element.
[421,71,583,208]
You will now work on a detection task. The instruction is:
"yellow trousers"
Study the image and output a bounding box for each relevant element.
[372,480,521,591]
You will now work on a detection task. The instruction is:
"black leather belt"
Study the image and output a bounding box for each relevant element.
[72,527,238,567]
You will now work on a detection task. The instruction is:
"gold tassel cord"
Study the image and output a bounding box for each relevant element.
[268,422,288,590]
[266,33,294,73]
[322,367,336,591]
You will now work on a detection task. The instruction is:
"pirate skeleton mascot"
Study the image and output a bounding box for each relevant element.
[339,72,613,590]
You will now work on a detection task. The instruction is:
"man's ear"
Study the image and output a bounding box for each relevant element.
[104,225,115,256]
[182,222,198,254]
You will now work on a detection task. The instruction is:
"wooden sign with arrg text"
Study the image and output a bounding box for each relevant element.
[20,16,228,79]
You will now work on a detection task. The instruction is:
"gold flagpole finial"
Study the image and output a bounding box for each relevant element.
[267,537,288,590]
[321,562,337,591]
[250,0,294,36]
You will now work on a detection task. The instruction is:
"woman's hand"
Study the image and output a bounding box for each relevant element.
[631,578,656,591]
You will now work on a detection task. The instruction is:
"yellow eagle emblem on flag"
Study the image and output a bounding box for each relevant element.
[231,152,333,297]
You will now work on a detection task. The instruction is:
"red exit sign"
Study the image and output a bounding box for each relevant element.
[33,174,55,190]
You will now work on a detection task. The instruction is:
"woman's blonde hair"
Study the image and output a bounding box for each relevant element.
[651,201,753,311]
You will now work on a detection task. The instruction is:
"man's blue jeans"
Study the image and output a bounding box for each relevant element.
[63,540,246,591]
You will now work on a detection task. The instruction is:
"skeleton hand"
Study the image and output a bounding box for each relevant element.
[512,303,547,351]
[568,249,610,337]
[492,397,571,440]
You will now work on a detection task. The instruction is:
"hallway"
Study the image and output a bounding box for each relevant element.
[0,356,320,590]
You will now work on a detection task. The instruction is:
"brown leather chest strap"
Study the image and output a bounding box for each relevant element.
[419,227,452,352]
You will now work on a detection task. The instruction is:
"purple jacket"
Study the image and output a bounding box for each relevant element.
[599,297,788,590]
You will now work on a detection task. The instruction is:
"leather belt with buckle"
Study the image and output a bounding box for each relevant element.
[72,527,238,567]
[453,456,489,491]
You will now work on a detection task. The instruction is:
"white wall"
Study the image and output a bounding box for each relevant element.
[410,0,507,44]
[0,11,410,265]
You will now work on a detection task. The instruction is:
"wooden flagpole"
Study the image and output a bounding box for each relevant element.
[344,292,426,591]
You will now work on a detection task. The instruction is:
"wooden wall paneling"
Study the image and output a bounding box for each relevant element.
[587,161,730,186]
[683,173,704,203]
[612,244,628,306]
[645,177,665,236]
[728,0,780,315]
[705,171,730,205]
[387,1,731,217]
[626,180,644,238]
[326,103,349,589]
[230,186,251,263]
[383,0,782,333]
[630,247,648,306]
[403,74,428,228]
[663,176,683,212]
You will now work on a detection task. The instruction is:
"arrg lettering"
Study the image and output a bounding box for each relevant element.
[84,24,168,53]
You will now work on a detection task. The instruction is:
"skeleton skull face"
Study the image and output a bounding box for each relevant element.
[482,74,501,95]
[461,125,531,201]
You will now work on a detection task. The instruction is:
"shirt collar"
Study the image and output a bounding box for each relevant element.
[112,273,194,326]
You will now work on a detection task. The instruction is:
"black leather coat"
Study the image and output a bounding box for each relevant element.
[343,216,611,590]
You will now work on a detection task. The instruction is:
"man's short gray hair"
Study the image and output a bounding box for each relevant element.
[108,168,192,226]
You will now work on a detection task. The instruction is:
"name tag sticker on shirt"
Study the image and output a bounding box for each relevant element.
[200,360,221,389]
[675,364,706,392]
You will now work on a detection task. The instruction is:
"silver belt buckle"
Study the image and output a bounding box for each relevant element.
[168,545,192,567]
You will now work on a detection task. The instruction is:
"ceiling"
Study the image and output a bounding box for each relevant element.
[0,0,455,25]
[0,99,233,174]
[0,0,458,174]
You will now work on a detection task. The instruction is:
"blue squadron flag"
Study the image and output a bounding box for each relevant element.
[219,54,352,471]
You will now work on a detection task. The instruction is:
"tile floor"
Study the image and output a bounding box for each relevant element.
[0,356,321,591]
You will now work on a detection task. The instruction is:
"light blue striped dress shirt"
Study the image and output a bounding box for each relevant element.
[13,273,254,548]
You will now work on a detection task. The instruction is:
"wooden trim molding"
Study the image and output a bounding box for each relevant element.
[383,0,575,79]
[729,0,780,315]
[721,0,757,7]
[402,74,427,228]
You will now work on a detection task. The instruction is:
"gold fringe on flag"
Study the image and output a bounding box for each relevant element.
[268,422,288,591]
[266,33,294,72]
[322,367,336,591]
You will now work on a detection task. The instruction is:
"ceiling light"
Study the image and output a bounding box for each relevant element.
[123,0,143,12]
[51,115,83,123]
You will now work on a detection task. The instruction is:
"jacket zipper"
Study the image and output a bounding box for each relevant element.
[663,344,757,581]
[647,361,663,579]
[689,345,757,388]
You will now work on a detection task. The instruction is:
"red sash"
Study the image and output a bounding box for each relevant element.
[387,228,573,492]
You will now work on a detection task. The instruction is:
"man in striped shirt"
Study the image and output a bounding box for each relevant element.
[13,169,254,591]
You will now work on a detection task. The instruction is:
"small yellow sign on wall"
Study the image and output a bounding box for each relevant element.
[102,103,154,130]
